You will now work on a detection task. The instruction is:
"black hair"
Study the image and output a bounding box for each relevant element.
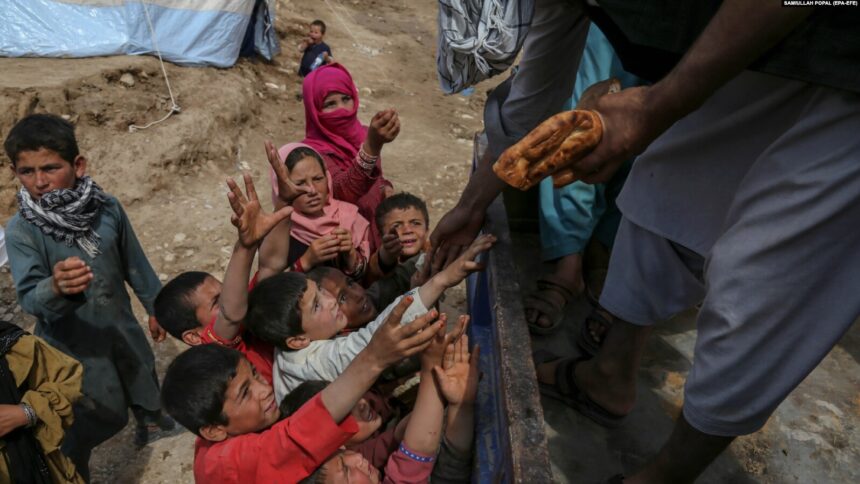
[374,192,430,235]
[311,19,327,34]
[278,380,329,418]
[306,266,341,286]
[246,272,308,350]
[4,113,80,166]
[285,146,326,173]
[160,344,242,436]
[154,271,212,340]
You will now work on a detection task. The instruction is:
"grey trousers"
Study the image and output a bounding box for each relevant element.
[600,71,860,436]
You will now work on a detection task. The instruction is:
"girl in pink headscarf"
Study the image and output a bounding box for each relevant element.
[270,142,371,278]
[297,63,400,250]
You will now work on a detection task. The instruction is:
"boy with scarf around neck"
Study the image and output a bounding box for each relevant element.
[3,114,176,480]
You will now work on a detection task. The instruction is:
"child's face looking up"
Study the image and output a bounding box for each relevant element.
[322,450,379,484]
[216,358,279,438]
[289,157,329,216]
[346,396,383,444]
[319,270,378,328]
[298,280,348,342]
[12,148,85,201]
[190,275,223,327]
[322,92,354,113]
[308,25,324,44]
[382,207,428,257]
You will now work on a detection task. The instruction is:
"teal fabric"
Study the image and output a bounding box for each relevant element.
[538,25,637,260]
[5,193,162,452]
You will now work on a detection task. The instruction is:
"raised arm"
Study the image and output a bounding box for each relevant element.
[418,233,495,308]
[320,297,443,421]
[215,173,293,341]
[569,0,815,184]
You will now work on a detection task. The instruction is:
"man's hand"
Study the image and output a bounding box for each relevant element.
[51,257,93,296]
[365,297,445,369]
[566,86,664,184]
[429,204,486,275]
[378,229,403,267]
[434,334,480,406]
[303,234,341,268]
[0,404,29,438]
[226,173,294,249]
[435,234,496,289]
[364,109,400,156]
[266,140,313,204]
[148,316,166,343]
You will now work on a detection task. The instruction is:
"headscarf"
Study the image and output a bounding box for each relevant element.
[301,64,367,172]
[270,143,370,260]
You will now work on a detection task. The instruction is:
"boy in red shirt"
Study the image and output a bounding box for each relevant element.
[160,295,445,483]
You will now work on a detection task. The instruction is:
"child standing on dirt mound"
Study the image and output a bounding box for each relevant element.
[298,63,400,250]
[3,114,178,480]
[299,19,334,77]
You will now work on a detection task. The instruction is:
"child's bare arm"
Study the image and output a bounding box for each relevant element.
[258,141,310,280]
[400,314,466,456]
[321,297,443,421]
[417,234,495,308]
[215,173,293,340]
[435,333,480,453]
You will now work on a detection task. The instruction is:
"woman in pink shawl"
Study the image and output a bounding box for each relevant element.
[270,142,371,278]
[298,63,400,250]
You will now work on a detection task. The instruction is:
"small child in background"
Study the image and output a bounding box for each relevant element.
[299,19,333,77]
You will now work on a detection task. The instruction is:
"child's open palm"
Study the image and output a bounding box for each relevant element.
[226,173,293,248]
[266,140,313,204]
[434,334,480,406]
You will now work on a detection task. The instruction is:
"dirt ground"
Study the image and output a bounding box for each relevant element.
[0,0,489,481]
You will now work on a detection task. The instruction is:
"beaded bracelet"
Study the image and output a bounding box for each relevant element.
[20,403,37,428]
[358,147,379,172]
[399,443,435,463]
[345,253,367,279]
[292,257,305,273]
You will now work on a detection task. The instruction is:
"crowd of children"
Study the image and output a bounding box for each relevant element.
[1,18,491,484]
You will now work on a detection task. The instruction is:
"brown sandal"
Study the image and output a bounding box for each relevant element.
[524,274,577,335]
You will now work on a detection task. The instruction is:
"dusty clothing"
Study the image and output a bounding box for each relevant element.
[5,195,163,464]
[0,329,84,483]
[601,70,860,435]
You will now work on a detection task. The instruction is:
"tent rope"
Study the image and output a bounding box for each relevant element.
[129,0,182,133]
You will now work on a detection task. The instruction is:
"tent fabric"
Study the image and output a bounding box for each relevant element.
[0,0,279,67]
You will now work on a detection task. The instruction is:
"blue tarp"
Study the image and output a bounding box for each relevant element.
[0,0,279,67]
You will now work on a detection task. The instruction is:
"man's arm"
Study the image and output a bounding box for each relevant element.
[570,1,814,183]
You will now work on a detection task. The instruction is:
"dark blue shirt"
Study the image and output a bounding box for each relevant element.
[299,42,332,77]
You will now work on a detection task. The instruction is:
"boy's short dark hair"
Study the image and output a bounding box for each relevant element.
[306,266,339,286]
[4,113,80,166]
[374,192,430,234]
[155,271,211,340]
[161,344,242,436]
[285,146,326,173]
[311,20,326,34]
[278,380,328,417]
[246,272,308,350]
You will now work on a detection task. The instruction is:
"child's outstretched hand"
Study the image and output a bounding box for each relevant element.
[366,297,445,369]
[266,140,313,204]
[51,257,93,296]
[226,173,294,248]
[420,314,469,371]
[378,227,403,267]
[436,233,497,288]
[365,109,400,155]
[433,333,480,406]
